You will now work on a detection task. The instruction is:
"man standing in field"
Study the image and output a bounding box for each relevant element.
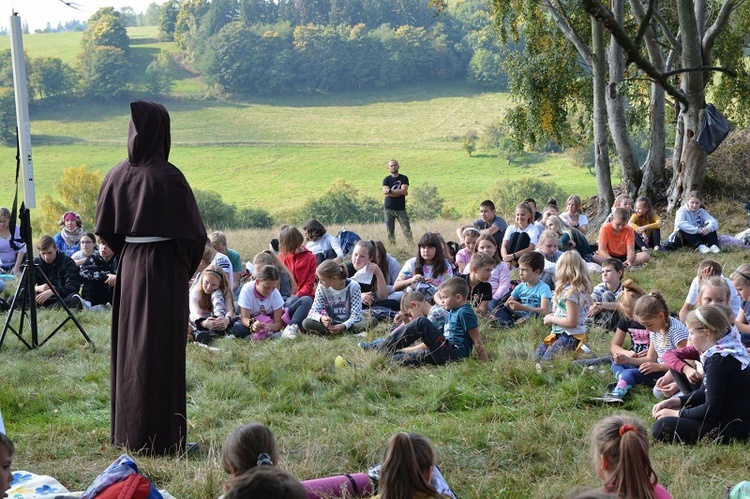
[382,159,413,245]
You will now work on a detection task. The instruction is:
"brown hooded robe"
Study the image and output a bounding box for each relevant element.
[96,101,206,455]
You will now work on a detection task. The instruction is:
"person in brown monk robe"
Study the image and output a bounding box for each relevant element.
[96,100,206,455]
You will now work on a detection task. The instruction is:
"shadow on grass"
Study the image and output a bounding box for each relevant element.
[31,135,85,145]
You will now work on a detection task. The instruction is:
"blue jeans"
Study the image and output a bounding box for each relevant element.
[285,296,313,327]
[534,333,578,362]
[611,362,661,388]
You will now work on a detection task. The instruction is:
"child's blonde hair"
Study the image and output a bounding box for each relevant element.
[198,265,234,313]
[613,193,633,209]
[537,229,559,247]
[617,279,645,319]
[514,202,533,226]
[591,415,658,499]
[254,250,297,295]
[553,251,592,302]
[685,304,734,339]
[469,251,496,271]
[731,264,750,288]
[566,195,583,214]
[697,259,722,278]
[697,275,730,306]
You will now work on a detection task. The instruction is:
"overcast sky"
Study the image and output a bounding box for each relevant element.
[3,0,167,32]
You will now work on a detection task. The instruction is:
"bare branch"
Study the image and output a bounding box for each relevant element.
[581,0,689,106]
[58,0,83,10]
[662,65,737,78]
[652,10,681,53]
[544,0,594,64]
[703,0,735,57]
[632,0,656,51]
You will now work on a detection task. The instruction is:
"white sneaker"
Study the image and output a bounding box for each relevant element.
[709,244,721,253]
[698,244,710,254]
[281,324,299,339]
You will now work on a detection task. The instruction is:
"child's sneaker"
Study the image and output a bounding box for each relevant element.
[698,244,710,254]
[281,324,299,339]
[709,244,721,253]
[359,338,384,351]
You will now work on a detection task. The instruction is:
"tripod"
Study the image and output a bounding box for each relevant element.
[0,207,91,350]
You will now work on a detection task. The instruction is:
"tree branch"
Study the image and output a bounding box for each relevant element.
[544,0,594,64]
[703,0,736,57]
[581,0,689,106]
[632,0,656,51]
[651,10,682,53]
[58,0,82,10]
[662,65,737,78]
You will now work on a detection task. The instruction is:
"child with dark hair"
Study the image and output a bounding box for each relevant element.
[222,423,279,478]
[586,258,625,331]
[471,199,507,246]
[70,232,97,266]
[393,233,453,301]
[303,218,344,265]
[303,260,374,335]
[79,236,118,308]
[373,240,402,294]
[223,467,306,499]
[54,211,84,257]
[474,234,511,312]
[379,277,487,365]
[590,415,670,498]
[229,266,285,340]
[372,432,449,499]
[494,251,551,327]
[524,197,543,222]
[0,432,13,498]
[279,226,317,300]
[458,252,494,314]
[33,235,82,309]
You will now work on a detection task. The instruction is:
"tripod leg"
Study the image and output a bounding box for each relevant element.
[0,265,34,350]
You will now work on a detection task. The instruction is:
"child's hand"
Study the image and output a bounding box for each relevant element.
[638,362,659,374]
[543,313,555,325]
[321,316,333,327]
[361,292,375,306]
[251,321,266,332]
[506,298,518,310]
[684,365,704,385]
[632,350,646,358]
[412,274,424,284]
[328,324,345,335]
[366,262,378,274]
[699,266,716,279]
[587,303,601,316]
[652,397,681,419]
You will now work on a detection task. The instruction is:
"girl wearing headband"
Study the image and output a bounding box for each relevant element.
[590,415,669,498]
[652,305,750,444]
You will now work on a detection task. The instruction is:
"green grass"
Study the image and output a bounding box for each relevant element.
[2,218,750,498]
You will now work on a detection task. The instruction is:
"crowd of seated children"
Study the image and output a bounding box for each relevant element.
[594,208,650,268]
[54,211,84,257]
[560,195,589,234]
[678,259,741,322]
[210,231,243,296]
[652,304,750,444]
[473,234,511,314]
[534,251,592,363]
[377,276,487,365]
[586,258,624,331]
[457,252,494,315]
[303,218,345,265]
[501,202,539,270]
[493,252,551,327]
[79,236,118,309]
[630,196,662,252]
[189,265,235,344]
[730,264,750,343]
[393,232,453,301]
[303,260,374,336]
[33,235,82,309]
[658,276,733,397]
[665,190,720,253]
[535,229,563,288]
[70,232,96,266]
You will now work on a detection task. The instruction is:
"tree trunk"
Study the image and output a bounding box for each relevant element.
[606,0,640,197]
[666,0,707,211]
[592,19,614,221]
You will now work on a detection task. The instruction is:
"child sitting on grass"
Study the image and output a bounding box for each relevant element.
[229,266,285,340]
[730,264,750,342]
[586,258,624,331]
[534,251,592,363]
[678,259,741,322]
[474,234,511,316]
[456,227,480,273]
[590,415,671,498]
[302,260,374,335]
[494,252,552,327]
[630,196,662,252]
[458,252,495,315]
[378,277,488,365]
[372,432,447,499]
[603,193,633,224]
[665,190,720,253]
[545,215,594,262]
[394,232,453,301]
[594,208,650,268]
[501,202,539,269]
[535,229,563,288]
[0,432,12,498]
[359,291,448,351]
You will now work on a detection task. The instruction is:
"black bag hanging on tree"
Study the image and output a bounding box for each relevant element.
[696,103,731,154]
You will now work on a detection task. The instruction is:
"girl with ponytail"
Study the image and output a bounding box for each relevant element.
[590,415,670,498]
[374,432,449,499]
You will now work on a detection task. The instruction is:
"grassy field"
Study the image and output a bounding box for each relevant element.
[2,217,750,498]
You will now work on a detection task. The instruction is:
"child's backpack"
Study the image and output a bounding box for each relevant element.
[337,229,361,257]
[81,454,163,499]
